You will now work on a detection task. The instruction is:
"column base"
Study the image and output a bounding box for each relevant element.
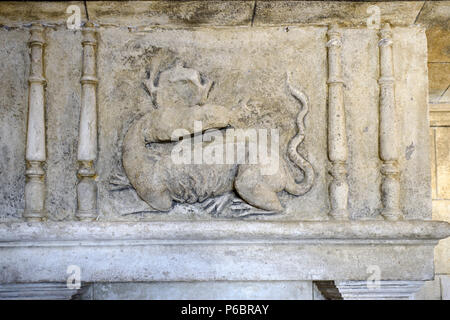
[328,209,349,220]
[381,209,404,221]
[335,280,424,300]
[0,283,81,300]
[23,210,47,222]
[75,210,97,221]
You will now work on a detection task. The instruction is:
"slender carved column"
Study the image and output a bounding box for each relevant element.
[378,24,403,221]
[326,24,349,220]
[76,22,98,221]
[24,24,47,221]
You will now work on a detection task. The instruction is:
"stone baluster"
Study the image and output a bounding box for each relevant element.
[378,24,403,221]
[326,24,349,220]
[24,24,47,222]
[76,22,98,221]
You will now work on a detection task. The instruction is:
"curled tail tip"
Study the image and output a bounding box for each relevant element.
[285,72,295,92]
[285,73,309,103]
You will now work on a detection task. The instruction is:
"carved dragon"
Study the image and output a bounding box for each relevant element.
[122,61,314,213]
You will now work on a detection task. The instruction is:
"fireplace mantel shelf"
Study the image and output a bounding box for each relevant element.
[1,220,449,284]
[0,220,449,244]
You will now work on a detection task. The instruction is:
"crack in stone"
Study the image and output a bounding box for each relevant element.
[84,0,90,21]
[413,1,427,25]
[251,0,257,27]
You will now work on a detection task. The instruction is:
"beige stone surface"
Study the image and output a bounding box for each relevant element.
[86,1,255,27]
[419,1,450,105]
[436,128,450,199]
[418,1,450,106]
[430,105,450,127]
[428,64,450,102]
[433,200,450,275]
[254,1,424,27]
[435,239,450,275]
[416,1,450,31]
[0,1,426,28]
[0,1,255,27]
[0,1,85,25]
[426,27,450,64]
[430,128,437,199]
[433,200,450,222]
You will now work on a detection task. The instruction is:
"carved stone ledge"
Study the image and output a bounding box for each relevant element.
[335,280,425,300]
[315,280,425,300]
[0,283,79,300]
[0,221,448,284]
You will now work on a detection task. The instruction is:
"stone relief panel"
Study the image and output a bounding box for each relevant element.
[97,27,329,221]
[122,59,315,216]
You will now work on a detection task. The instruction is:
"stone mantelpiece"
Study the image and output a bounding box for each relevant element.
[1,1,449,300]
[1,221,449,284]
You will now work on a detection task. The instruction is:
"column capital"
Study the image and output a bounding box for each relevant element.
[28,23,45,47]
